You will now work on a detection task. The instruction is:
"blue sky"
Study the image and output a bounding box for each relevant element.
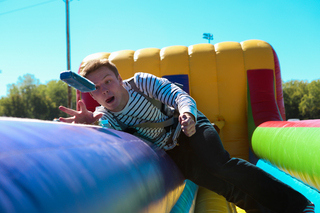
[0,0,319,98]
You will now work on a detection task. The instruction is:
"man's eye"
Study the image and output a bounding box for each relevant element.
[105,80,111,84]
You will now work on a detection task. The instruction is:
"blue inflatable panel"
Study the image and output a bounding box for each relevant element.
[0,118,185,213]
[257,160,319,213]
[162,74,190,94]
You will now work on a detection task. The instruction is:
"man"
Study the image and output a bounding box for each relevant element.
[59,58,314,213]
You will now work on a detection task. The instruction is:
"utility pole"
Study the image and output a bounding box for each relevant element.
[203,33,213,43]
[65,0,72,108]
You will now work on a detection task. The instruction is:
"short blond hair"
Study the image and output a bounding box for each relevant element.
[79,58,119,78]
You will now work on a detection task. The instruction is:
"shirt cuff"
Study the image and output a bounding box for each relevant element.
[179,106,197,122]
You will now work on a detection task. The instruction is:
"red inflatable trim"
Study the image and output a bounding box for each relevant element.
[273,49,286,121]
[247,69,282,127]
[260,120,320,128]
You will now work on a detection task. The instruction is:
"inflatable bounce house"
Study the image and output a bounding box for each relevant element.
[0,40,319,212]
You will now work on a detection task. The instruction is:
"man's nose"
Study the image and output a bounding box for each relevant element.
[101,84,109,94]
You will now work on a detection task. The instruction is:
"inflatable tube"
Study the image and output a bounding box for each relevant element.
[252,120,320,191]
[170,180,198,213]
[0,118,185,213]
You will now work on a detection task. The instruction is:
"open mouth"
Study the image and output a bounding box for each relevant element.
[106,96,115,104]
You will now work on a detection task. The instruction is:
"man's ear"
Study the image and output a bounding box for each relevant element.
[117,74,123,85]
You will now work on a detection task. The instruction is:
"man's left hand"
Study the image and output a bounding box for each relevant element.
[179,112,196,137]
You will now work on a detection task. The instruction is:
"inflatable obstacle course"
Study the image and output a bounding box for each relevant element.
[1,40,319,212]
[77,39,319,212]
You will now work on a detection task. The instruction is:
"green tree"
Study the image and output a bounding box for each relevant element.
[0,84,26,117]
[283,79,320,120]
[0,74,76,120]
[299,80,320,119]
[45,79,76,119]
[282,80,308,119]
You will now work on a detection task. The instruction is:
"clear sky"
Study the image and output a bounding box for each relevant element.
[0,0,319,98]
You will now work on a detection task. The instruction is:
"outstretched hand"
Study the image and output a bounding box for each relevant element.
[179,112,196,137]
[59,100,103,124]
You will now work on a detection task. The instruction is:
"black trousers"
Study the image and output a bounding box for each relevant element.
[166,111,309,213]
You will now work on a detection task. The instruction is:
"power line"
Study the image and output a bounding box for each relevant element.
[0,0,57,16]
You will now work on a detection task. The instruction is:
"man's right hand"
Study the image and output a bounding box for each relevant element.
[59,100,103,124]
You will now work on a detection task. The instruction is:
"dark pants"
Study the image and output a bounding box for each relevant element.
[166,111,309,213]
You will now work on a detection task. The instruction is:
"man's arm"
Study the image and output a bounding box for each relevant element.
[133,72,197,136]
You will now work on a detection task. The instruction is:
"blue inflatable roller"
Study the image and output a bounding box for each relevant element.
[0,118,187,213]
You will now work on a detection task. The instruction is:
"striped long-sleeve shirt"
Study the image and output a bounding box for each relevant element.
[95,72,197,150]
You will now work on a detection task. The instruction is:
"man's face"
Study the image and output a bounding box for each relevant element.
[86,66,129,112]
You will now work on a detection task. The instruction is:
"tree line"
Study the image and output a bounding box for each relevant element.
[0,74,319,120]
[0,74,76,120]
[282,80,320,120]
